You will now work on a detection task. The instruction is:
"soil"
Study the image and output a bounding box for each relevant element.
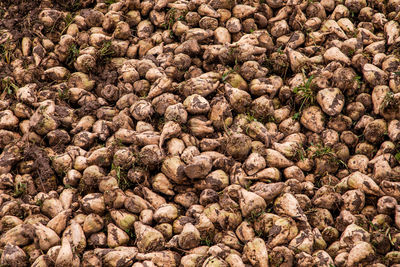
[23,144,57,192]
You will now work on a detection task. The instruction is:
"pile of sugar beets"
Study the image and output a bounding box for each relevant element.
[2,0,400,266]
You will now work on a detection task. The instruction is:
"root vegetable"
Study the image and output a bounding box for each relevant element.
[289,229,314,254]
[0,244,28,267]
[239,189,266,217]
[268,217,299,248]
[274,193,307,221]
[265,149,293,168]
[47,209,71,235]
[83,213,104,235]
[3,0,400,265]
[316,88,345,116]
[103,249,137,267]
[243,238,269,267]
[346,241,375,266]
[340,223,370,248]
[250,182,285,201]
[313,250,334,266]
[243,153,266,175]
[107,223,129,248]
[159,121,181,149]
[363,64,388,86]
[34,223,61,251]
[178,223,201,249]
[124,194,153,214]
[184,155,213,179]
[135,222,165,253]
[55,238,73,267]
[300,106,325,133]
[81,193,106,214]
[62,220,86,254]
[161,156,187,184]
[347,171,383,196]
[0,224,34,247]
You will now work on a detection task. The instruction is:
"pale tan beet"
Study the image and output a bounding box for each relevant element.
[243,238,269,267]
[316,87,345,116]
[34,223,61,251]
[300,106,325,133]
[274,193,307,221]
[55,238,73,267]
[62,221,86,254]
[347,171,383,196]
[265,149,294,168]
[134,222,165,253]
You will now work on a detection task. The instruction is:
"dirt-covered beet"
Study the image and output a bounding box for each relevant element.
[1,0,400,266]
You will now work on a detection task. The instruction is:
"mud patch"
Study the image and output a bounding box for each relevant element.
[23,145,57,192]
